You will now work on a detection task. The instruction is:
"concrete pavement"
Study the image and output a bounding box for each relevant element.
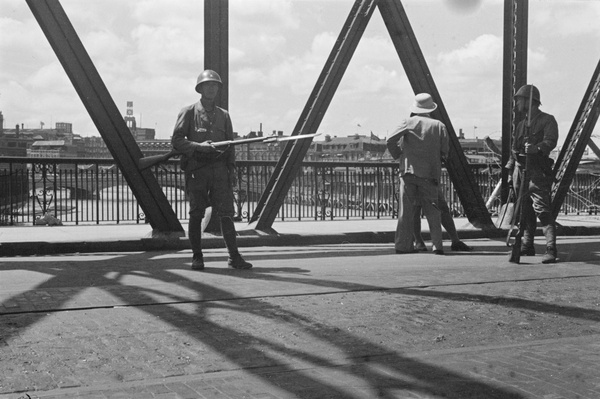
[1,215,600,398]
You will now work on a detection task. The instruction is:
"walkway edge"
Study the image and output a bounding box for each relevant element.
[1,224,598,257]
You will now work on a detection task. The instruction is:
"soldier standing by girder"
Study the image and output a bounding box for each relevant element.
[172,70,252,271]
[505,84,559,264]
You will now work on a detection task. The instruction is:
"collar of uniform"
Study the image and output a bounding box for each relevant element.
[197,99,216,113]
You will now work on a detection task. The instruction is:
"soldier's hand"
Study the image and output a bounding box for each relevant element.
[196,141,217,153]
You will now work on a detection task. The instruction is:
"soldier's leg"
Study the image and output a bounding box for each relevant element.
[540,216,557,263]
[413,204,427,251]
[419,180,443,254]
[188,211,205,270]
[186,173,210,270]
[219,216,252,269]
[530,179,557,264]
[520,197,537,256]
[437,187,472,251]
[212,165,252,269]
[396,175,417,253]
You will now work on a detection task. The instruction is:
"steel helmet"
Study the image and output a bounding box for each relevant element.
[514,84,541,105]
[195,69,222,93]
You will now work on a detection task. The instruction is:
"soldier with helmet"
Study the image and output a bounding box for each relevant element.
[505,84,559,264]
[171,69,252,271]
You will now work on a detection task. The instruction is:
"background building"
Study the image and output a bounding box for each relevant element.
[0,106,507,165]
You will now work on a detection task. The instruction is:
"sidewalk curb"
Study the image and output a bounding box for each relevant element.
[1,225,598,257]
[0,231,398,257]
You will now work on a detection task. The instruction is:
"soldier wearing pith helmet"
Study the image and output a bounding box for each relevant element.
[505,84,559,263]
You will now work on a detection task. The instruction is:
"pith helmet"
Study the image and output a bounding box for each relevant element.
[410,93,437,114]
[514,84,541,105]
[195,69,222,93]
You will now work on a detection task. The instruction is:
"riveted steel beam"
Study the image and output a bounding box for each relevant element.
[501,0,528,204]
[205,0,229,109]
[27,0,183,234]
[203,0,230,234]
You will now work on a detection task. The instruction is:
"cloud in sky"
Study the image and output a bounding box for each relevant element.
[0,0,598,146]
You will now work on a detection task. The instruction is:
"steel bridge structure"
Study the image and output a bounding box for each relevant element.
[25,0,600,235]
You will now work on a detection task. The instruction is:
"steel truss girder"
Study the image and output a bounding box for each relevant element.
[249,0,379,231]
[205,0,229,109]
[203,0,230,234]
[26,0,183,234]
[378,0,494,229]
[551,59,600,218]
[501,0,528,204]
[250,0,495,231]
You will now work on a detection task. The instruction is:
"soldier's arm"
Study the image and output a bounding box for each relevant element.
[387,120,410,160]
[172,107,216,155]
[536,115,559,156]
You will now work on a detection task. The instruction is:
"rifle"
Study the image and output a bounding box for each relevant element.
[138,132,320,170]
[138,148,181,171]
[508,86,534,264]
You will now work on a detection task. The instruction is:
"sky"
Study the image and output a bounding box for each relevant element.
[1,0,600,149]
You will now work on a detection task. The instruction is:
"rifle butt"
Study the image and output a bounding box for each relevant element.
[508,236,522,264]
[138,154,169,170]
[138,149,180,170]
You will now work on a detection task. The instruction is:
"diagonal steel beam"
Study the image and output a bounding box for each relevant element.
[378,0,494,229]
[249,0,379,231]
[27,0,183,234]
[551,58,600,217]
[587,138,600,159]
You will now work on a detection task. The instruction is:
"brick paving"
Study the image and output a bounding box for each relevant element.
[2,336,598,398]
[1,226,600,398]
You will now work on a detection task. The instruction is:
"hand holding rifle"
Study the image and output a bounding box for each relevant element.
[195,141,218,153]
[138,132,320,170]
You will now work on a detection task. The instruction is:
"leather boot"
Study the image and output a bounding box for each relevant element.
[191,253,205,270]
[220,216,253,269]
[541,223,557,264]
[519,233,535,256]
[519,206,536,256]
[189,213,205,270]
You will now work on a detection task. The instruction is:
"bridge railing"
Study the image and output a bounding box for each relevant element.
[1,156,598,226]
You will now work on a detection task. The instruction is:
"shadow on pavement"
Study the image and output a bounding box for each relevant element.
[0,249,532,398]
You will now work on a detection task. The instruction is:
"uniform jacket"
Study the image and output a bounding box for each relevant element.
[506,110,558,176]
[171,101,236,172]
[387,115,449,183]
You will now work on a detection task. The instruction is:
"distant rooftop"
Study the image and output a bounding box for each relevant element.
[31,140,65,147]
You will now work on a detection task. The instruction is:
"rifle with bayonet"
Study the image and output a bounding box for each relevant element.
[507,86,534,264]
[138,132,321,170]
